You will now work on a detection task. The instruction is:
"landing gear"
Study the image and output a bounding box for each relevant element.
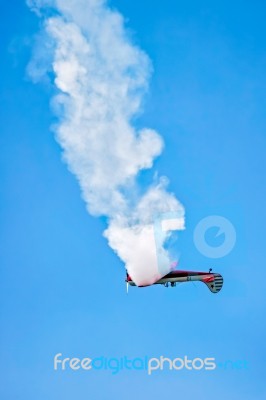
[164,282,177,287]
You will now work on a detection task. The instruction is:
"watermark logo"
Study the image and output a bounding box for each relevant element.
[53,353,215,375]
[193,215,236,259]
[153,212,236,271]
[153,211,184,275]
[53,354,248,375]
[148,356,216,374]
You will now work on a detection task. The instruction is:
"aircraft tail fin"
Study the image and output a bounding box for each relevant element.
[202,273,223,294]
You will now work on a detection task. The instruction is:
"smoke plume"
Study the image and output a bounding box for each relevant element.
[27,0,185,286]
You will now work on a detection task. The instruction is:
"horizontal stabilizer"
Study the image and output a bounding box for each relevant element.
[203,273,223,294]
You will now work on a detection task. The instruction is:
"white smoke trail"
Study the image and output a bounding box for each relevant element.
[27,0,185,286]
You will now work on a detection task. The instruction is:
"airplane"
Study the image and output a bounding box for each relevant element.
[126,268,223,294]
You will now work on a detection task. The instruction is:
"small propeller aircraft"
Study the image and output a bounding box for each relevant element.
[126,268,223,294]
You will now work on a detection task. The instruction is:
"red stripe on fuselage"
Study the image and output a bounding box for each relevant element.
[126,270,211,283]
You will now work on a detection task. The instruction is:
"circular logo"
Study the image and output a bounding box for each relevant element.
[193,216,236,259]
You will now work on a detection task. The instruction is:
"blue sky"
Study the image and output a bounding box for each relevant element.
[1,0,266,399]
